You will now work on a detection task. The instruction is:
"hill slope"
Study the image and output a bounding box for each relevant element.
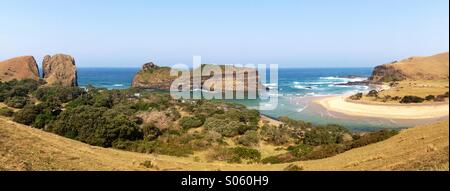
[370,52,449,83]
[0,117,448,171]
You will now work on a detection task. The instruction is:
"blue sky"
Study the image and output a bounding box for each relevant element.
[0,0,448,68]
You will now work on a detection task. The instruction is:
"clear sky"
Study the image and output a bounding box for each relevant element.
[0,0,448,68]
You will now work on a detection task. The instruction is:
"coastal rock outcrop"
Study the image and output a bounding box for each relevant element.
[132,62,265,93]
[42,54,78,86]
[0,56,40,82]
[132,62,177,90]
[369,52,449,83]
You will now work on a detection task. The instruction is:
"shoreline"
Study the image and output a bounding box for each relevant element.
[314,94,450,120]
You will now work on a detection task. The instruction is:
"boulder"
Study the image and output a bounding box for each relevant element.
[42,54,78,86]
[0,56,40,82]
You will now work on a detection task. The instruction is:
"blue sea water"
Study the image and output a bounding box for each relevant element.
[77,67,430,131]
[78,68,140,89]
[78,67,371,94]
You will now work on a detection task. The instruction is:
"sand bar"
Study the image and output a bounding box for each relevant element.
[315,95,449,120]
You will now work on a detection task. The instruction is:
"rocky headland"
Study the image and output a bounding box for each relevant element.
[0,54,78,86]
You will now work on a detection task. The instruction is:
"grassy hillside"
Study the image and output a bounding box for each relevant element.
[1,117,447,171]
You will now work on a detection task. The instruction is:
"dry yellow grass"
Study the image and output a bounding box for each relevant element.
[0,117,448,171]
[388,52,449,81]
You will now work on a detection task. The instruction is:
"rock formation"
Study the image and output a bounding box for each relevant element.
[369,52,449,83]
[42,54,78,86]
[132,62,265,94]
[132,62,177,90]
[0,56,40,82]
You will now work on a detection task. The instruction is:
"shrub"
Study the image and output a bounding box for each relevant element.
[210,147,261,164]
[0,79,42,102]
[287,144,313,158]
[367,90,378,98]
[260,124,291,145]
[142,123,161,141]
[47,105,143,147]
[5,96,30,108]
[34,86,84,103]
[303,124,349,146]
[381,95,392,102]
[153,141,194,157]
[400,96,425,103]
[261,153,297,164]
[132,101,153,111]
[301,144,348,160]
[349,129,398,149]
[425,95,435,101]
[229,147,261,163]
[179,116,204,129]
[204,117,242,137]
[284,164,304,171]
[278,117,312,129]
[235,130,260,146]
[434,95,447,102]
[0,107,14,117]
[261,124,293,145]
[13,104,40,125]
[349,93,363,100]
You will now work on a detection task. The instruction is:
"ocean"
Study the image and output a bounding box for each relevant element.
[77,67,421,131]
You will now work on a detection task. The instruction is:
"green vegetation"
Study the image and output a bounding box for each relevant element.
[0,107,14,117]
[179,116,204,129]
[349,92,363,100]
[400,96,425,103]
[1,79,401,164]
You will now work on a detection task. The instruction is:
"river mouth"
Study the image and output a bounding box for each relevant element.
[227,95,447,132]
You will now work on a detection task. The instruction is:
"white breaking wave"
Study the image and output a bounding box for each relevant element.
[263,83,278,87]
[319,76,367,82]
[297,105,308,113]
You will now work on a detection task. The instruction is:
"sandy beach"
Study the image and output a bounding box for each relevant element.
[315,95,450,120]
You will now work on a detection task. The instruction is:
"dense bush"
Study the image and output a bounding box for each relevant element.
[13,104,40,125]
[260,124,291,145]
[204,117,242,137]
[367,90,378,98]
[0,79,43,101]
[47,105,143,147]
[5,96,30,108]
[32,101,62,129]
[142,123,162,141]
[230,147,261,163]
[0,107,14,117]
[400,96,425,103]
[235,130,260,146]
[34,86,84,103]
[425,95,436,101]
[279,116,312,129]
[301,144,348,160]
[349,93,363,100]
[179,116,204,129]
[303,124,349,146]
[349,129,398,149]
[209,147,261,164]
